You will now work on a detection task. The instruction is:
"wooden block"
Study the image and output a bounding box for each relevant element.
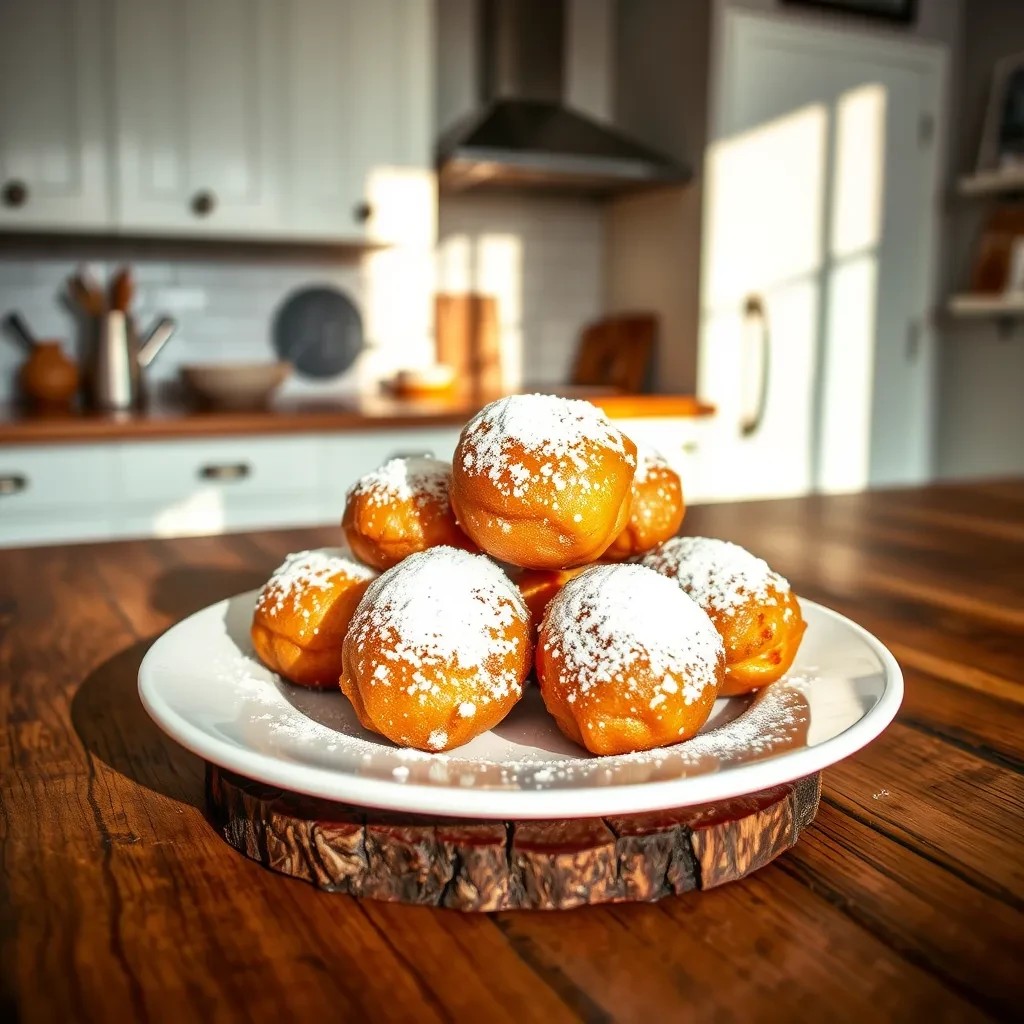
[206,767,821,911]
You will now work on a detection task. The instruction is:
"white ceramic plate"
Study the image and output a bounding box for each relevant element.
[139,591,902,819]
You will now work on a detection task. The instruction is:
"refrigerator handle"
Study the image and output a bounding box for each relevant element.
[740,294,771,438]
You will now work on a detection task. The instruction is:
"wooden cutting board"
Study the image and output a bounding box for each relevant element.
[435,293,502,397]
[571,313,657,393]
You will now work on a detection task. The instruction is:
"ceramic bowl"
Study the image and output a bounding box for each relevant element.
[180,362,291,410]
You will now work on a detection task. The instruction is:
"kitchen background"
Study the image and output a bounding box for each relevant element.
[1,0,1022,547]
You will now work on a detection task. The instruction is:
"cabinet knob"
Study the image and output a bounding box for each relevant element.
[199,462,250,482]
[2,180,28,208]
[0,473,28,496]
[353,200,373,224]
[191,190,217,217]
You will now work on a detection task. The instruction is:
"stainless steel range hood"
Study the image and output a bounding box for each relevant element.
[437,0,691,198]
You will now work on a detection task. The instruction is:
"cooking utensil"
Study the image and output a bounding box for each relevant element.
[68,271,105,317]
[272,286,363,378]
[3,312,36,353]
[109,267,134,313]
[83,311,176,410]
[570,314,656,393]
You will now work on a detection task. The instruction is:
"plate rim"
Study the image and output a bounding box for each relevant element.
[138,594,903,819]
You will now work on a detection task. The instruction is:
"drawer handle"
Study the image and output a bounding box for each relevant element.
[199,462,251,482]
[353,200,373,223]
[0,473,28,496]
[191,190,216,217]
[2,180,28,208]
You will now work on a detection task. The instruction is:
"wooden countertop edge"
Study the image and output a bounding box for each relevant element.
[0,395,716,446]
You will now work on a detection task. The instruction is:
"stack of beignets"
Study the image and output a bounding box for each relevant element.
[248,394,806,755]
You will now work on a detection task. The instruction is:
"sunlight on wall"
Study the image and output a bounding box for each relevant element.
[699,104,827,499]
[435,229,525,389]
[703,103,828,311]
[357,167,437,387]
[818,84,886,493]
[830,84,886,258]
[818,254,880,492]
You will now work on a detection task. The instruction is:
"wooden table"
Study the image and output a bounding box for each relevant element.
[1,481,1021,1022]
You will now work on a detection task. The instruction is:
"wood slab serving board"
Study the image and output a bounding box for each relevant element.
[207,766,821,911]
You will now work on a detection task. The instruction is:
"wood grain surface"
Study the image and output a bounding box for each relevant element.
[206,768,821,909]
[0,481,1022,1022]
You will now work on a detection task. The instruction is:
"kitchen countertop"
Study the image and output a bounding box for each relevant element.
[0,392,716,446]
[1,481,1020,1021]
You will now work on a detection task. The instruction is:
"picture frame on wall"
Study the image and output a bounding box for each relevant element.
[976,51,1024,172]
[781,0,916,23]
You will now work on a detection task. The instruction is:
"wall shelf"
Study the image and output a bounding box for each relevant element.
[947,293,1024,318]
[957,168,1024,198]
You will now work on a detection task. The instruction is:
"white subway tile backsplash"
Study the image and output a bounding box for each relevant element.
[0,195,604,403]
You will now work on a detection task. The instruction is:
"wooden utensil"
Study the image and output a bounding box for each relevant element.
[68,270,105,317]
[109,266,133,313]
[571,313,657,393]
[435,293,502,398]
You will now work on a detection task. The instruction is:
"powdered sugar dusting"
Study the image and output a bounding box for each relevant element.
[255,548,376,618]
[633,440,671,485]
[541,564,724,701]
[347,456,451,508]
[643,536,789,616]
[347,546,529,705]
[458,394,635,503]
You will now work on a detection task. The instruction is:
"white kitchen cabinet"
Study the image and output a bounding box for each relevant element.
[698,12,945,500]
[319,426,462,517]
[0,0,111,231]
[614,417,713,505]
[0,445,118,546]
[111,0,287,236]
[282,0,436,245]
[117,437,323,538]
[0,426,464,548]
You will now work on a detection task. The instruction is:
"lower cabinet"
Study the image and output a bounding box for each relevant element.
[0,420,716,548]
[0,427,465,548]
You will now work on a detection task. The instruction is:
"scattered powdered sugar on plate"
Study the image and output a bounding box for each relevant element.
[458,394,635,502]
[541,563,724,702]
[255,547,376,619]
[643,536,789,616]
[347,456,451,508]
[347,546,529,706]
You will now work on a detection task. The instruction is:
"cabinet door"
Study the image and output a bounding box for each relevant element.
[283,0,435,244]
[112,0,284,236]
[0,0,111,231]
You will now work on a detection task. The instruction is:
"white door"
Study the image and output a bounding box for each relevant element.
[112,0,285,236]
[0,0,111,231]
[699,11,944,499]
[282,0,435,245]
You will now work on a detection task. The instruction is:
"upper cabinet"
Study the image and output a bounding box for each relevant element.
[112,0,285,236]
[0,0,435,244]
[0,0,111,231]
[282,0,435,245]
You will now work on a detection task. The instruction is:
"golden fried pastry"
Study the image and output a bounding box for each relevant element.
[450,394,637,570]
[251,548,376,688]
[340,546,532,752]
[536,564,725,755]
[643,536,805,696]
[341,456,476,570]
[517,564,597,633]
[603,442,685,561]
